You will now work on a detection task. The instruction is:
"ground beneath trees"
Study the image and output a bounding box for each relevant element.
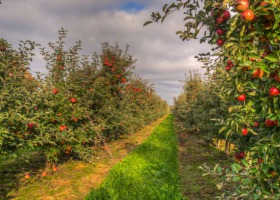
[175,119,230,200]
[1,116,230,200]
[0,116,166,200]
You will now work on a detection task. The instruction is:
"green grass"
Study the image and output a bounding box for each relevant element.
[85,114,184,200]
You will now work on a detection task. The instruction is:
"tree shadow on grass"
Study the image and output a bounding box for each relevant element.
[0,151,84,200]
[0,152,46,199]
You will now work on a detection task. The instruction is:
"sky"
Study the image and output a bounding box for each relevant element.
[0,0,210,105]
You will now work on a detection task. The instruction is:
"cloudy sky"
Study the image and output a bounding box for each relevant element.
[0,0,210,104]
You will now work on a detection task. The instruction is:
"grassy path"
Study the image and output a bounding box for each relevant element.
[85,115,183,200]
[175,119,230,200]
[0,115,167,200]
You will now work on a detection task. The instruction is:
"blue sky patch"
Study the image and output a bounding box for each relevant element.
[120,1,144,13]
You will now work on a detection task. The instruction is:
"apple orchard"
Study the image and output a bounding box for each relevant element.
[146,0,280,199]
[0,29,168,166]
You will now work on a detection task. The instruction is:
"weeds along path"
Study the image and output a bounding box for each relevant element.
[0,115,167,200]
[174,119,230,200]
[85,114,183,200]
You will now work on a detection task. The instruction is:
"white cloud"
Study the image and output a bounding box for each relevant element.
[0,0,211,104]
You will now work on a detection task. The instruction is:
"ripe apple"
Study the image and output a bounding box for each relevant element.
[27,123,35,129]
[241,10,255,22]
[252,68,264,78]
[59,125,67,131]
[52,166,58,172]
[53,88,59,95]
[70,97,77,104]
[216,17,224,25]
[254,121,259,127]
[258,158,263,163]
[241,128,248,136]
[24,174,30,179]
[225,66,231,71]
[274,74,280,82]
[227,60,234,67]
[265,119,274,127]
[237,94,246,102]
[239,152,245,158]
[41,172,47,177]
[270,87,280,96]
[222,10,231,20]
[236,0,249,12]
[216,28,225,36]
[216,38,224,47]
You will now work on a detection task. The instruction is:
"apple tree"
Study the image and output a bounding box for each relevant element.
[146,0,280,198]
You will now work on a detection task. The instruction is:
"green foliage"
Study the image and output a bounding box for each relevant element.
[85,115,184,200]
[173,71,226,141]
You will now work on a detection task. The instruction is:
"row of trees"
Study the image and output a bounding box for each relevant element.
[147,0,280,199]
[0,29,169,165]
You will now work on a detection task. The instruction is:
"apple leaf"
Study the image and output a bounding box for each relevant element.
[264,55,278,62]
[231,163,242,173]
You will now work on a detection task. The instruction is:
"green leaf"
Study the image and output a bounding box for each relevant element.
[231,163,242,173]
[143,21,153,26]
[219,126,228,133]
[264,55,278,62]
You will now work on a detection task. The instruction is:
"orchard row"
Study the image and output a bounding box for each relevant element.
[0,30,168,166]
[147,0,280,198]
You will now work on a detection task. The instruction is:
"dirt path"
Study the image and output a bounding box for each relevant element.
[174,119,229,200]
[1,115,167,200]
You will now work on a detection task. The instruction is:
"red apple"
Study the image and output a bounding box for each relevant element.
[254,121,259,127]
[237,94,246,102]
[241,10,255,22]
[252,68,264,78]
[274,74,280,82]
[41,172,47,177]
[226,66,231,71]
[27,123,35,129]
[53,89,59,95]
[59,125,67,131]
[239,152,245,158]
[265,119,274,127]
[236,0,249,12]
[222,10,231,20]
[216,17,224,25]
[216,28,225,36]
[70,97,77,104]
[241,128,248,136]
[227,60,234,67]
[216,38,224,47]
[269,86,280,96]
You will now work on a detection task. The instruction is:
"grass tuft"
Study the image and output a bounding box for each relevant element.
[85,114,184,200]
